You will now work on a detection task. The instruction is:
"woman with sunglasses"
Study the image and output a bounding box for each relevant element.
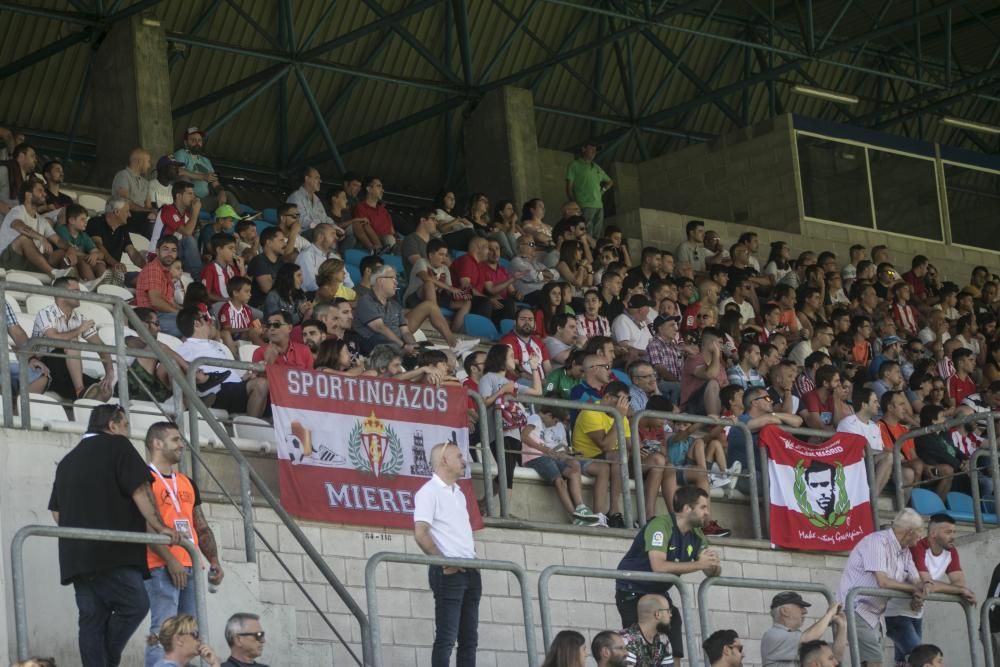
[153,614,222,667]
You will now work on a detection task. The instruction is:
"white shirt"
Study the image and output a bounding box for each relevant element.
[298,243,353,292]
[176,336,242,395]
[0,204,54,254]
[148,179,173,208]
[719,297,756,326]
[413,473,476,559]
[287,186,333,231]
[837,414,883,452]
[611,313,652,350]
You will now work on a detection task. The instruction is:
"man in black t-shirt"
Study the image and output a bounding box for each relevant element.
[48,405,179,667]
[87,200,147,272]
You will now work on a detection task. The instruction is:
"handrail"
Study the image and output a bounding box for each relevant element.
[504,394,633,526]
[969,447,999,533]
[844,586,980,667]
[697,576,835,644]
[891,411,1000,519]
[11,525,207,661]
[782,425,881,530]
[537,565,700,667]
[366,551,538,667]
[982,596,1000,667]
[467,390,495,518]
[0,281,371,665]
[630,410,761,538]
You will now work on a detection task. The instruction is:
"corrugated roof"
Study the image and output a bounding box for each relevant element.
[1,0,998,196]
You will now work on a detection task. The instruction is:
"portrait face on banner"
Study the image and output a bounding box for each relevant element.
[804,461,836,518]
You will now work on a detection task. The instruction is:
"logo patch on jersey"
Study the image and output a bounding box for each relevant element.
[650,531,664,547]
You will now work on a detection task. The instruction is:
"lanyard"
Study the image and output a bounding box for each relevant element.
[149,465,181,514]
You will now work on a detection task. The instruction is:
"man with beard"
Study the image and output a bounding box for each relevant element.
[174,127,236,210]
[300,319,327,359]
[616,486,722,661]
[314,298,363,365]
[500,307,552,380]
[619,594,674,666]
[761,592,846,667]
[0,178,78,278]
[40,159,74,214]
[592,631,631,667]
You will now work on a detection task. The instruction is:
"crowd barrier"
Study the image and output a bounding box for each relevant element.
[366,551,537,667]
[697,576,835,641]
[11,525,207,661]
[983,596,1000,667]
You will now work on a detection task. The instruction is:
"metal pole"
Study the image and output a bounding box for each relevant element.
[697,576,835,640]
[630,412,648,527]
[0,283,13,428]
[12,525,206,660]
[864,445,879,528]
[366,552,538,667]
[971,448,985,532]
[238,461,256,563]
[493,409,510,518]
[537,565,700,667]
[612,409,634,527]
[982,597,999,667]
[988,416,999,502]
[468,391,495,518]
[893,443,906,512]
[17,349,30,426]
[113,301,130,421]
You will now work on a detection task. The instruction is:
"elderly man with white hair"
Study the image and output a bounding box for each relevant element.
[837,509,931,667]
[221,612,269,667]
[760,591,846,666]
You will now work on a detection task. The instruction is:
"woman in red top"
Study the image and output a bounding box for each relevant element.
[534,281,563,337]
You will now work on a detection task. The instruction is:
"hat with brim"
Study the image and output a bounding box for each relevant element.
[770,591,811,609]
[214,204,239,220]
[184,126,204,139]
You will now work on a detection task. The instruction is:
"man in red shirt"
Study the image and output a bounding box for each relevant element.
[351,176,395,251]
[136,236,182,336]
[482,239,520,321]
[947,348,977,405]
[148,180,202,277]
[901,254,929,304]
[799,365,850,431]
[499,307,552,380]
[451,236,509,323]
[253,310,314,370]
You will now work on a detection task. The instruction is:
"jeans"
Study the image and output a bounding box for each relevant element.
[157,312,181,338]
[177,235,202,278]
[885,615,923,662]
[73,566,150,667]
[583,207,605,238]
[144,565,196,667]
[429,566,481,667]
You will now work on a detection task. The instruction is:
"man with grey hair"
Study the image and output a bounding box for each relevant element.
[221,612,269,666]
[87,197,147,272]
[414,441,479,667]
[837,509,930,667]
[760,591,846,666]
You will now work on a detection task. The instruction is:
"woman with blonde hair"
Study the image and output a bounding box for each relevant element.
[152,614,221,667]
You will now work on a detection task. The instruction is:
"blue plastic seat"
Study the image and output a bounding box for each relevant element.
[498,257,511,271]
[451,250,466,259]
[237,204,256,216]
[254,219,276,236]
[612,369,631,386]
[346,263,361,286]
[499,319,515,336]
[463,314,499,341]
[261,208,278,224]
[344,248,368,266]
[439,307,454,318]
[381,254,405,276]
[910,488,947,515]
[946,492,998,523]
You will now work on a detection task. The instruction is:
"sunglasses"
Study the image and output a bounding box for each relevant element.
[588,363,611,370]
[237,631,266,641]
[182,630,201,640]
[265,321,287,330]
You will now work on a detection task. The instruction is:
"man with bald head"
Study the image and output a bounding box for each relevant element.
[799,640,838,667]
[619,593,674,665]
[112,148,154,235]
[414,442,480,667]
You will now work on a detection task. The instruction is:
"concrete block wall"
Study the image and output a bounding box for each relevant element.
[637,115,802,234]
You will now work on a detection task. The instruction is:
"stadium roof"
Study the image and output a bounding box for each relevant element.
[2,0,1000,193]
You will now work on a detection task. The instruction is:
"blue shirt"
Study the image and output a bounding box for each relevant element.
[174,148,216,199]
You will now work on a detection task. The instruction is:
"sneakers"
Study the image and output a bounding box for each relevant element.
[727,461,742,489]
[571,504,602,526]
[84,271,115,291]
[592,513,609,528]
[702,520,731,537]
[51,267,78,280]
[606,512,626,528]
[709,463,729,489]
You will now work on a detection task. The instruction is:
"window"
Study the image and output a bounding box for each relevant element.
[797,135,873,228]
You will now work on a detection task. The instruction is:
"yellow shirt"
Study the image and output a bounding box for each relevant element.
[572,410,630,459]
[336,284,357,301]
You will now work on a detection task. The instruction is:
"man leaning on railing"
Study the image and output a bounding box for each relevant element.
[48,404,181,667]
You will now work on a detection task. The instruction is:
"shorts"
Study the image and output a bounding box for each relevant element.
[0,243,37,272]
[525,455,569,482]
[667,437,694,467]
[854,612,883,663]
[42,349,97,400]
[10,360,49,394]
[210,381,248,413]
[683,382,709,415]
[404,288,453,310]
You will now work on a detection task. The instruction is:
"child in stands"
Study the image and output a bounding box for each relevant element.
[168,258,186,305]
[56,203,106,281]
[218,275,263,355]
[200,233,244,303]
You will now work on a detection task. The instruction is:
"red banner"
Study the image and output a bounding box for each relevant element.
[267,367,483,530]
[758,425,874,551]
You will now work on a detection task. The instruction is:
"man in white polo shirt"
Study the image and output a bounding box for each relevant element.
[837,385,894,496]
[413,442,479,667]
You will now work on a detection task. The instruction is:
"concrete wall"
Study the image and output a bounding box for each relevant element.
[637,115,802,234]
[2,428,994,667]
[537,147,572,212]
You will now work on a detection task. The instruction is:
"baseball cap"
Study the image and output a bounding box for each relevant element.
[214,204,239,220]
[770,592,811,609]
[653,314,681,329]
[881,335,904,347]
[627,294,653,309]
[156,154,182,171]
[184,126,204,139]
[840,264,857,281]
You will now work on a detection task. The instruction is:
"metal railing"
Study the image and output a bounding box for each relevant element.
[697,576,835,642]
[982,597,1000,667]
[366,552,538,667]
[844,586,980,667]
[970,447,999,533]
[494,394,633,525]
[467,390,495,518]
[630,411,761,538]
[537,565,700,667]
[0,281,370,665]
[891,412,999,527]
[11,525,207,661]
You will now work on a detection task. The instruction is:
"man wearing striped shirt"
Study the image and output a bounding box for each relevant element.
[837,509,930,667]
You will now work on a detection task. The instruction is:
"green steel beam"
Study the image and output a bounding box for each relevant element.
[451,0,474,87]
[204,66,289,136]
[64,47,96,162]
[477,0,541,84]
[301,0,444,62]
[359,0,461,85]
[0,28,93,80]
[300,0,339,51]
[168,0,223,67]
[222,0,281,51]
[171,63,289,118]
[294,66,346,174]
[0,2,97,26]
